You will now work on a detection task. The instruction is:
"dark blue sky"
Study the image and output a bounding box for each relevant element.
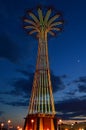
[0,0,86,127]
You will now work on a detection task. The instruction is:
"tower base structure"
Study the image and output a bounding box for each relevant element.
[24,114,58,130]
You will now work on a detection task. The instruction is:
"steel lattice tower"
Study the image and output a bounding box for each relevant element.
[23,6,63,130]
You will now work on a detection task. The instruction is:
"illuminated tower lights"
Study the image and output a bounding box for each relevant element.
[23,6,64,130]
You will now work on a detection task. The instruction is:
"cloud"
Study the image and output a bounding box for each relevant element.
[0,70,86,120]
[12,72,66,96]
[78,85,86,93]
[55,98,86,119]
[0,69,66,108]
[9,70,66,98]
[66,91,76,96]
[60,75,68,79]
[4,100,29,107]
[74,76,86,84]
[10,72,66,97]
[72,76,86,93]
[9,77,33,99]
[51,73,66,92]
[16,66,35,76]
[0,70,33,99]
[0,34,35,65]
[67,76,86,87]
[0,35,19,62]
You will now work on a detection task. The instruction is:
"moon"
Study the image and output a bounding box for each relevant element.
[77,59,80,63]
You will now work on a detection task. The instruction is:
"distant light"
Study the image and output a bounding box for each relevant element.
[17,126,20,129]
[31,119,34,123]
[1,123,4,127]
[47,128,49,130]
[82,129,84,130]
[19,128,22,130]
[79,128,84,130]
[65,129,68,130]
[59,119,62,123]
[71,123,74,126]
[8,120,11,124]
[77,60,80,63]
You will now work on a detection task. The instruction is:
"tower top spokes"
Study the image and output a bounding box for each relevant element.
[23,6,64,39]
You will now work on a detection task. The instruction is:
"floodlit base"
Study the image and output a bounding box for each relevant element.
[24,114,57,130]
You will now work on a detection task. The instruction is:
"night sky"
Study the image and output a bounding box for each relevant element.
[0,0,86,127]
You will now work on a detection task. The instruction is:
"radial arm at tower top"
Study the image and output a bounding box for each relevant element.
[23,7,64,39]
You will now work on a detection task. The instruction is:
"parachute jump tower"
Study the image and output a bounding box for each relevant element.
[23,6,64,130]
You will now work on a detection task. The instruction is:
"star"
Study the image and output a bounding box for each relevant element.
[77,59,80,63]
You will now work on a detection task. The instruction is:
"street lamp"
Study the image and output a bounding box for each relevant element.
[8,120,11,124]
[59,119,62,130]
[1,123,4,130]
[17,125,22,130]
[7,120,11,130]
